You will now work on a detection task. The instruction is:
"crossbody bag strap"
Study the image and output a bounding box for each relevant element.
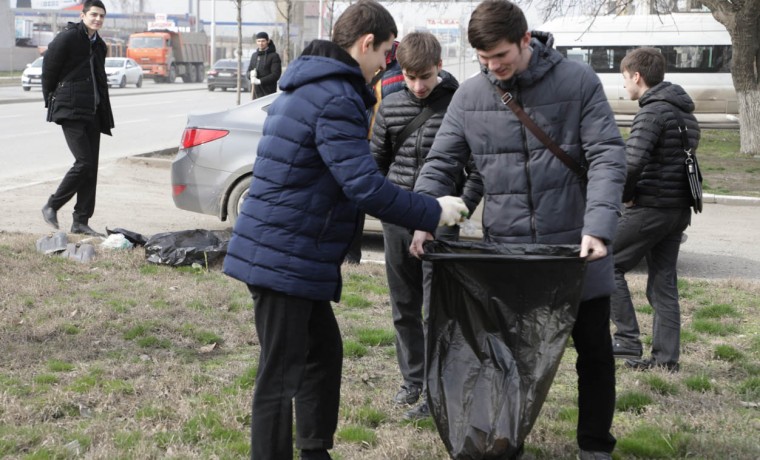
[392,107,435,156]
[670,108,702,179]
[491,84,587,181]
[391,93,452,156]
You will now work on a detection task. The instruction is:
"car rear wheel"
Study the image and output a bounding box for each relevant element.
[119,76,126,88]
[23,86,30,92]
[227,176,252,227]
[136,75,143,88]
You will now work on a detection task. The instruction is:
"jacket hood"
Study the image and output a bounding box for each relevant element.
[279,39,375,108]
[639,81,695,113]
[485,31,563,91]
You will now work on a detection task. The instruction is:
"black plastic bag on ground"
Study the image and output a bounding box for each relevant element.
[144,229,230,266]
[421,240,587,459]
[106,227,149,246]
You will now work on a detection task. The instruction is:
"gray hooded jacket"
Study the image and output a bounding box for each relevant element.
[415,32,626,300]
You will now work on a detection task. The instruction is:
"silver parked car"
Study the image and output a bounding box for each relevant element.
[105,57,143,88]
[171,93,483,237]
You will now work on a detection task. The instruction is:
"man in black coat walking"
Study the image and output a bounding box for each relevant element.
[41,0,114,237]
[247,32,282,99]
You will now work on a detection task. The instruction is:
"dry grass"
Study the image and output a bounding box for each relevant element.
[1,231,759,459]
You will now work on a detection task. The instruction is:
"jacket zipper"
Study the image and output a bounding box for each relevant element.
[89,45,97,114]
[515,91,537,242]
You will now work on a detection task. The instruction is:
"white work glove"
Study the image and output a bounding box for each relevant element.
[253,78,261,85]
[249,69,257,79]
[436,196,469,227]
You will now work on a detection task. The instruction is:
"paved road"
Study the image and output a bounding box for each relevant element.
[1,156,758,282]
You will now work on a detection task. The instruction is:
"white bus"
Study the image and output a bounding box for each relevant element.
[537,13,738,128]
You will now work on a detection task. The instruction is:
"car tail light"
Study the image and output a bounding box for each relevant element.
[181,128,229,149]
[172,184,187,196]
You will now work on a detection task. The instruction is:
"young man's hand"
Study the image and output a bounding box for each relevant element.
[437,196,468,226]
[580,235,607,261]
[409,230,433,259]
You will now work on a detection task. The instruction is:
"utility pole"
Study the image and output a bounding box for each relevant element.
[210,0,216,65]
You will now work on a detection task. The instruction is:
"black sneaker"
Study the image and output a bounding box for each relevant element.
[403,401,430,421]
[393,384,422,405]
[42,204,59,230]
[624,358,679,373]
[71,223,105,238]
[612,342,642,359]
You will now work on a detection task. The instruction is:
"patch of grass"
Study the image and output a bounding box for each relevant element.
[136,335,172,348]
[616,391,653,414]
[684,374,714,393]
[680,329,698,344]
[344,273,389,296]
[123,324,148,340]
[635,304,653,315]
[46,359,74,372]
[616,424,690,457]
[355,327,395,347]
[642,374,679,396]
[60,323,81,335]
[32,374,59,385]
[691,319,739,336]
[349,406,387,428]
[340,293,373,309]
[139,264,160,275]
[336,425,377,446]
[714,344,744,362]
[693,303,740,319]
[113,430,142,450]
[737,377,760,401]
[343,340,368,359]
[232,365,258,390]
[180,323,223,345]
[107,298,137,313]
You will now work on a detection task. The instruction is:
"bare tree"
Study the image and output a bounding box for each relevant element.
[525,0,760,155]
[275,0,294,65]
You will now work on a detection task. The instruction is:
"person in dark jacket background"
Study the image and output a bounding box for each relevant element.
[40,0,114,237]
[611,47,700,373]
[410,1,626,458]
[223,2,468,459]
[247,31,281,99]
[370,31,479,421]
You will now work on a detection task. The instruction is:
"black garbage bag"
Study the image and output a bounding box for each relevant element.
[421,240,587,459]
[106,227,149,246]
[144,229,230,266]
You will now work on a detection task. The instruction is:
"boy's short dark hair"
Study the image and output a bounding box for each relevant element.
[620,47,666,87]
[396,32,441,74]
[83,0,106,14]
[468,0,527,51]
[332,0,397,51]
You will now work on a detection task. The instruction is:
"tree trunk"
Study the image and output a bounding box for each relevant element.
[718,8,760,155]
[737,90,760,156]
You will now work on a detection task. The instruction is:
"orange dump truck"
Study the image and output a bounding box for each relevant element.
[127,30,208,83]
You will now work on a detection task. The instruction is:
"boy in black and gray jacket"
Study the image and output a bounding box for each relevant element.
[370,31,480,421]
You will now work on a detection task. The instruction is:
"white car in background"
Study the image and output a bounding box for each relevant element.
[105,57,143,88]
[21,57,43,91]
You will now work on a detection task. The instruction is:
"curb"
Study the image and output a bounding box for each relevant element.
[704,193,760,206]
[119,152,760,207]
[120,148,177,169]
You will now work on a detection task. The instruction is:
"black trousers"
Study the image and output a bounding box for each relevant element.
[48,117,101,224]
[573,296,617,453]
[248,286,342,460]
[382,222,459,390]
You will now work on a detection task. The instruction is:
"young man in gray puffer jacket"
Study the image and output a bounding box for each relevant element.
[611,47,700,373]
[410,1,626,458]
